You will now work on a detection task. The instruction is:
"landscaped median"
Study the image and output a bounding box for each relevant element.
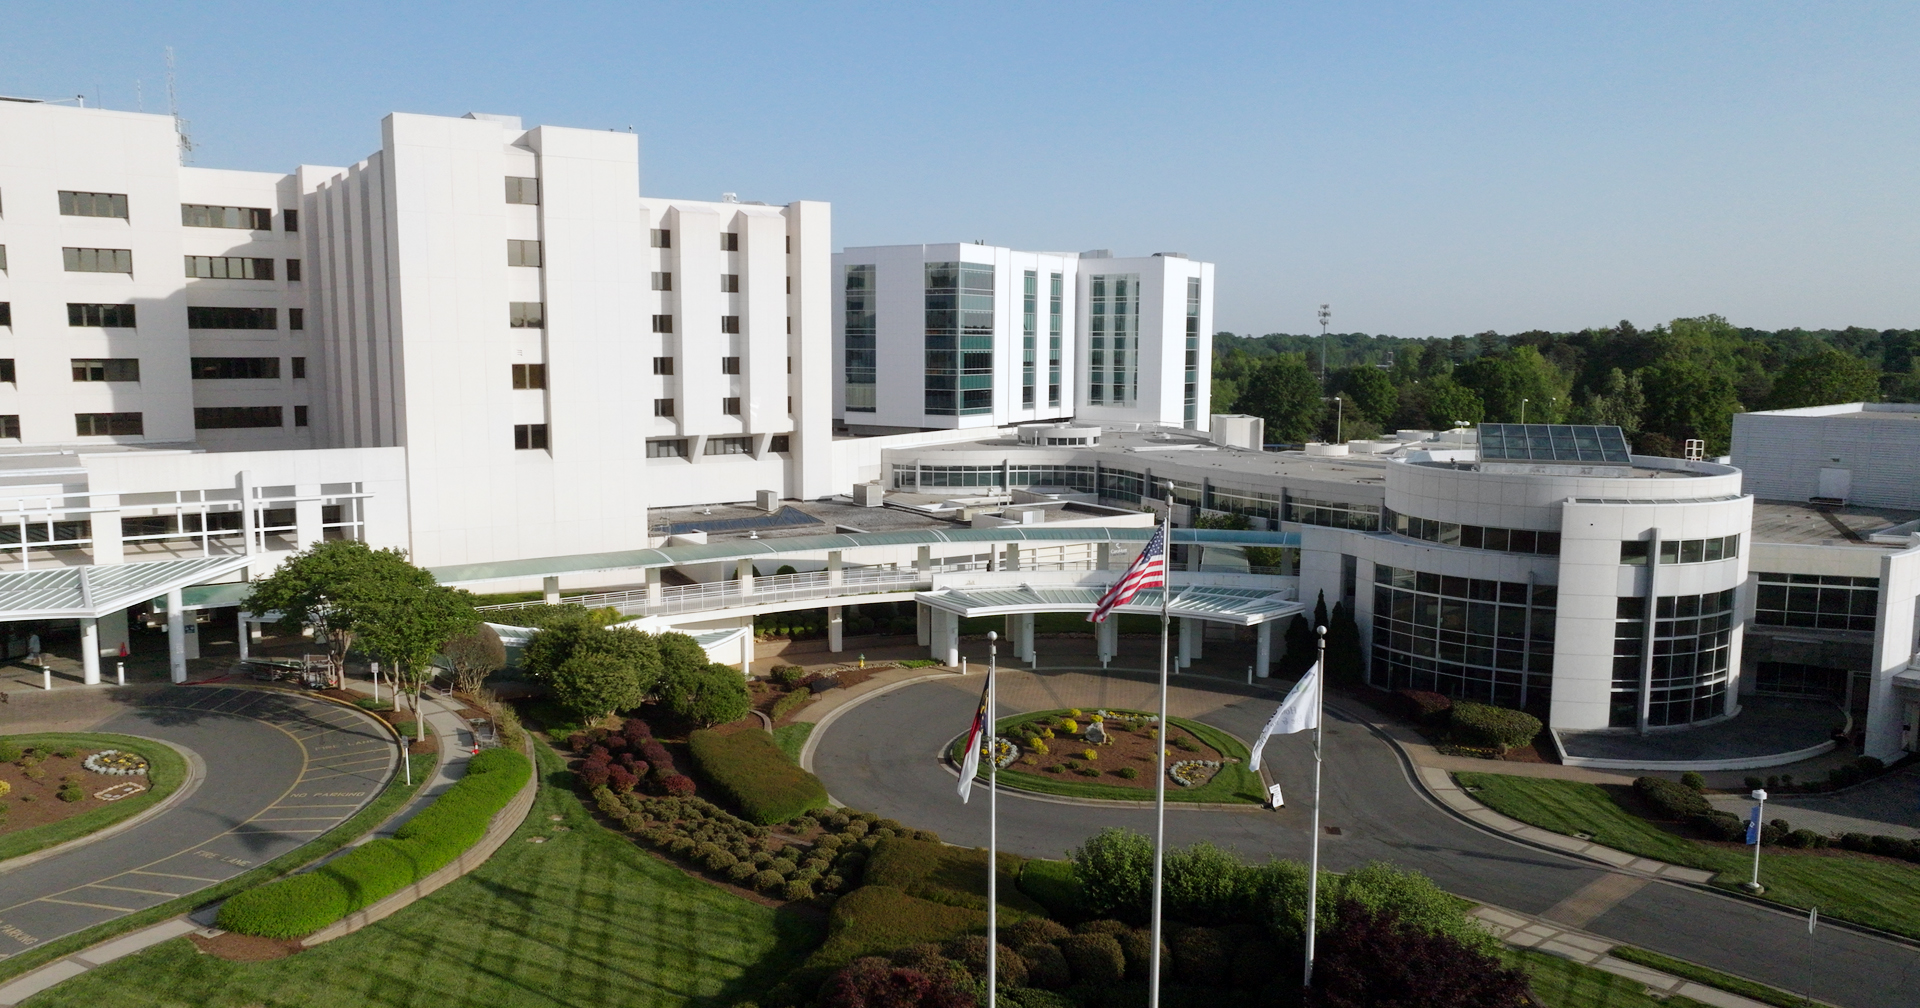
[0,733,188,865]
[948,708,1265,804]
[215,747,532,938]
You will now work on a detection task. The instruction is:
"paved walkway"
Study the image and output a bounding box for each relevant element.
[1471,905,1791,1008]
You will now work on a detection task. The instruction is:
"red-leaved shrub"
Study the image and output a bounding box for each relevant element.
[607,765,637,795]
[566,731,590,753]
[577,761,611,790]
[629,760,649,779]
[661,773,696,797]
[641,741,674,772]
[623,717,653,741]
[820,957,974,1008]
[1311,901,1530,1008]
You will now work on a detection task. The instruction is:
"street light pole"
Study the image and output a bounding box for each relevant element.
[1746,788,1767,892]
[1520,398,1530,425]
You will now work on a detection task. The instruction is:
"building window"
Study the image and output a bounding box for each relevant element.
[705,436,752,456]
[191,357,279,379]
[651,228,672,248]
[68,303,136,327]
[514,423,549,450]
[72,359,141,382]
[188,306,277,330]
[924,261,995,416]
[0,303,8,327]
[507,240,542,267]
[1754,572,1878,632]
[195,406,283,429]
[1049,272,1063,408]
[294,405,309,427]
[1371,565,1559,711]
[720,357,741,375]
[286,259,302,282]
[652,272,673,291]
[1291,496,1384,532]
[647,439,687,458]
[769,434,791,453]
[652,315,674,333]
[652,357,674,375]
[1022,270,1037,407]
[1086,273,1139,406]
[720,232,739,251]
[0,416,17,439]
[63,191,129,219]
[1655,535,1742,565]
[1389,509,1558,554]
[509,302,544,328]
[75,412,143,436]
[722,397,741,415]
[1609,589,1736,727]
[844,263,877,412]
[1754,661,1849,700]
[0,247,6,273]
[721,274,739,292]
[0,360,12,383]
[63,248,133,274]
[292,357,306,379]
[504,177,540,204]
[653,398,675,417]
[283,209,299,232]
[720,315,740,334]
[184,256,275,280]
[180,203,269,229]
[512,363,547,389]
[1184,277,1202,425]
[289,308,304,330]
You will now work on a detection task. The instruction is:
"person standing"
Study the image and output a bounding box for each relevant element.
[26,632,41,667]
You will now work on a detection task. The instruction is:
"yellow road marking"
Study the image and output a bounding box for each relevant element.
[128,870,223,883]
[83,884,185,898]
[38,898,138,913]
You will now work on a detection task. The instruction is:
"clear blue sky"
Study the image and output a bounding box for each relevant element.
[7,2,1915,337]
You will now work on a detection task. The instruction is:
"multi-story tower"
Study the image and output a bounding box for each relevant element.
[832,243,1211,435]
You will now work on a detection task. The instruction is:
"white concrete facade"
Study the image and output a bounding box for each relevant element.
[1732,402,1920,509]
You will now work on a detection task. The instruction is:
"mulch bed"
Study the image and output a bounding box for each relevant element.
[189,931,303,962]
[1001,713,1227,791]
[0,748,150,834]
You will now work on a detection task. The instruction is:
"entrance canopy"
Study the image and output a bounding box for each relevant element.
[0,554,254,621]
[917,582,1303,626]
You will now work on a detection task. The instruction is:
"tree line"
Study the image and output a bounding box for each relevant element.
[1212,317,1918,455]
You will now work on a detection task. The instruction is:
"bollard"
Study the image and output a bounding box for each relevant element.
[116,662,125,686]
[1247,665,1253,686]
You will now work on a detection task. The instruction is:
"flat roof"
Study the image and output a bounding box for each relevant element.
[891,427,1397,487]
[1742,402,1920,421]
[1749,499,1920,547]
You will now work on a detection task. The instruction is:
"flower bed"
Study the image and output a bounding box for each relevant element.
[950,708,1264,804]
[82,750,148,776]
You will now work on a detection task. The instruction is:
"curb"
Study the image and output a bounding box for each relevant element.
[0,735,204,879]
[798,670,964,772]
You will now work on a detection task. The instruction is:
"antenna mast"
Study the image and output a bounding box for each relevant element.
[166,48,193,164]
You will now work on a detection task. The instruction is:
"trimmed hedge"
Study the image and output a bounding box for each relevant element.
[1449,702,1542,753]
[769,689,814,722]
[688,728,829,825]
[217,747,531,937]
[1394,689,1453,726]
[1634,775,1711,820]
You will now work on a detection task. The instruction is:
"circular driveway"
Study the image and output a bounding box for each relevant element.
[810,671,1920,1008]
[0,686,394,957]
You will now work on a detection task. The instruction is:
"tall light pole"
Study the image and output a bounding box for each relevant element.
[1520,397,1530,425]
[1317,304,1332,383]
[1325,396,1344,443]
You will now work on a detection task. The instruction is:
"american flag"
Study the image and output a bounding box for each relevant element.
[1087,523,1167,623]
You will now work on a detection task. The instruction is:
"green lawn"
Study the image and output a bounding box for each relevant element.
[23,744,822,1008]
[1457,771,1920,940]
[954,710,1264,804]
[1502,949,1712,1008]
[0,733,188,864]
[772,722,813,763]
[1607,946,1804,1008]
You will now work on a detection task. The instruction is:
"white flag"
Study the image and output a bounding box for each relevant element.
[1248,661,1320,772]
[956,679,990,803]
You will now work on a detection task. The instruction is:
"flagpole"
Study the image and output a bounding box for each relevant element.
[1148,485,1173,1008]
[1303,625,1327,993]
[986,630,999,1008]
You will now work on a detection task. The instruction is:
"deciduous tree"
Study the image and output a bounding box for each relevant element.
[1236,354,1324,443]
[351,579,480,739]
[1767,347,1883,409]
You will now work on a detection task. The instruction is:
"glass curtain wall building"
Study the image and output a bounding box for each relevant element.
[924,262,994,416]
[844,264,876,413]
[1086,274,1138,408]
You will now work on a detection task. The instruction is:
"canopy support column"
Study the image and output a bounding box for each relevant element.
[1017,612,1036,665]
[542,576,560,604]
[1177,618,1196,670]
[80,618,101,685]
[917,602,931,646]
[1255,620,1273,679]
[938,609,960,668]
[828,606,844,653]
[167,587,187,684]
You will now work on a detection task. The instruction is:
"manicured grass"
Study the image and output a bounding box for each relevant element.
[1501,949,1713,1008]
[689,727,828,825]
[1457,771,1920,940]
[772,722,813,763]
[0,750,432,986]
[1608,946,1805,1008]
[954,710,1264,804]
[21,743,822,1008]
[0,733,188,864]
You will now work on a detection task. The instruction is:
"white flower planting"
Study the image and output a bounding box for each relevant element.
[1169,759,1221,787]
[83,750,149,776]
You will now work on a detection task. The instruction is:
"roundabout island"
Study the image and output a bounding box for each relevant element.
[947,707,1263,804]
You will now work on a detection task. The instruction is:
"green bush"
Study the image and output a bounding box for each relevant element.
[1634,775,1710,820]
[217,748,530,937]
[0,739,22,763]
[1056,932,1126,984]
[1069,828,1154,918]
[1680,771,1706,792]
[862,836,1043,917]
[665,663,753,727]
[769,690,814,722]
[802,885,988,974]
[688,728,828,825]
[1019,942,1072,990]
[1018,859,1085,919]
[1448,702,1542,753]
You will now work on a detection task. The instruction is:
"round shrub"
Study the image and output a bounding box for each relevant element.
[1007,918,1073,946]
[1076,919,1130,936]
[752,850,774,865]
[751,869,784,891]
[783,879,816,902]
[913,830,941,843]
[1170,926,1232,983]
[825,813,851,830]
[767,857,797,876]
[1056,933,1126,985]
[820,873,846,892]
[1020,943,1072,990]
[889,943,949,973]
[1680,771,1706,792]
[1230,938,1282,990]
[842,820,869,839]
[875,818,903,832]
[662,774,697,797]
[1636,776,1711,820]
[1782,829,1822,849]
[940,935,1028,988]
[693,841,721,859]
[1870,835,1916,860]
[56,785,84,803]
[668,836,697,856]
[726,861,758,882]
[705,850,739,871]
[1449,702,1542,753]
[1117,767,1139,780]
[0,780,11,798]
[815,833,845,852]
[0,740,21,764]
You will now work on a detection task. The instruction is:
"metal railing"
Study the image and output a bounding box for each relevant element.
[476,567,930,620]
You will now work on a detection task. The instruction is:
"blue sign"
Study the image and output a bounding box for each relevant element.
[1746,804,1762,845]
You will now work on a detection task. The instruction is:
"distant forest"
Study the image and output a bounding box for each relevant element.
[1210,316,1920,455]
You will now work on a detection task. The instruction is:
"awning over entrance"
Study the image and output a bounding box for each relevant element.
[917,583,1304,626]
[0,554,254,621]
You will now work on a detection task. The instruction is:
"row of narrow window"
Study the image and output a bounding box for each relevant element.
[645,435,791,458]
[13,304,305,331]
[49,191,299,231]
[0,357,304,382]
[0,408,311,439]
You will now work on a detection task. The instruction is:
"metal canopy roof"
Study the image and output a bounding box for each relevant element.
[1477,424,1631,464]
[426,527,1303,586]
[0,554,254,620]
[918,582,1304,626]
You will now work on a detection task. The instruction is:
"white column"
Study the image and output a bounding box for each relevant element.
[1018,612,1036,664]
[827,606,844,653]
[238,470,258,557]
[1177,618,1195,670]
[1255,620,1272,678]
[542,576,561,604]
[80,618,101,685]
[940,609,960,668]
[90,493,124,565]
[293,482,323,548]
[1098,616,1118,665]
[916,545,932,577]
[1097,543,1112,571]
[1005,543,1020,572]
[737,558,755,597]
[166,587,187,683]
[237,611,252,661]
[827,550,843,588]
[917,602,931,646]
[646,567,663,607]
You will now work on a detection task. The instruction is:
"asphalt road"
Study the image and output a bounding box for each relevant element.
[0,686,394,959]
[812,677,1920,1008]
